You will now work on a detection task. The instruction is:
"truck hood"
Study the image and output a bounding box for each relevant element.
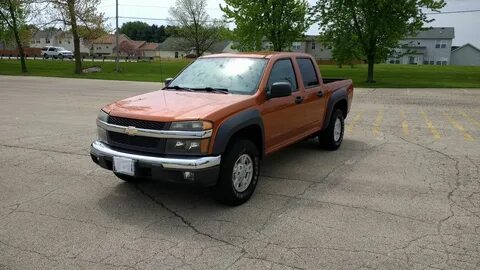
[104,90,252,121]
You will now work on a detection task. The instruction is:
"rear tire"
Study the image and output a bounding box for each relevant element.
[214,139,260,206]
[114,173,144,183]
[319,109,345,151]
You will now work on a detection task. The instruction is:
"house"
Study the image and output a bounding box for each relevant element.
[450,44,480,66]
[138,42,160,58]
[263,36,333,61]
[91,34,129,56]
[387,27,455,65]
[30,30,90,55]
[115,39,146,56]
[157,37,237,59]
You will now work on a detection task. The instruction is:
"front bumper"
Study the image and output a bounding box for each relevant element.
[90,140,221,186]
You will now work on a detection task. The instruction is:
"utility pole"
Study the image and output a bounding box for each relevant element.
[115,0,119,72]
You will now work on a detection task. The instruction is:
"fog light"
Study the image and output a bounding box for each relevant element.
[183,171,195,181]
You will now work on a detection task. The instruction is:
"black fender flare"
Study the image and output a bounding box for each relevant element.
[321,87,349,130]
[212,109,265,156]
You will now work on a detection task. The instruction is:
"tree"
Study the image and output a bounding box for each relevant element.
[314,0,445,83]
[0,0,31,73]
[120,21,149,41]
[47,0,104,74]
[120,22,173,43]
[169,0,223,57]
[221,0,311,52]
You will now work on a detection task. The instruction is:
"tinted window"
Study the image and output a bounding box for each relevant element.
[48,48,55,51]
[297,58,319,87]
[169,58,267,95]
[267,59,297,91]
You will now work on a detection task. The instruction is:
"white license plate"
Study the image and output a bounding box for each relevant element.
[113,157,135,176]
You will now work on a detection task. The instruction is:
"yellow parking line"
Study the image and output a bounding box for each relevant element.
[459,111,480,128]
[420,109,441,139]
[372,109,384,136]
[400,109,409,136]
[346,111,364,134]
[443,112,474,141]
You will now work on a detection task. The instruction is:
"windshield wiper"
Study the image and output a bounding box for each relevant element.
[164,85,195,92]
[193,87,229,94]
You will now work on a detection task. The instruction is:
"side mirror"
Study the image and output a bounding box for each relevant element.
[268,82,292,99]
[165,78,173,87]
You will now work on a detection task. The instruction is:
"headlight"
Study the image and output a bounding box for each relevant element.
[97,110,109,142]
[165,138,210,155]
[167,121,212,155]
[97,127,108,142]
[170,121,212,131]
[98,110,109,122]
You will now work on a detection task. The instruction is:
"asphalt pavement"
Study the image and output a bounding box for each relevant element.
[0,75,479,269]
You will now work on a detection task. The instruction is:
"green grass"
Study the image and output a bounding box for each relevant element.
[1,59,479,88]
[0,59,190,82]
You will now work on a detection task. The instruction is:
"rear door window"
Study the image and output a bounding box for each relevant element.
[297,58,320,88]
[48,47,55,51]
[267,59,297,91]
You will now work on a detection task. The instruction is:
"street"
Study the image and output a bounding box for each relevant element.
[0,75,479,269]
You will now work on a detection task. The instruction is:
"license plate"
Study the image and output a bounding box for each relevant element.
[113,157,135,176]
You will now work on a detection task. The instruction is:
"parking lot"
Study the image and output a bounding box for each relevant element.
[0,75,479,269]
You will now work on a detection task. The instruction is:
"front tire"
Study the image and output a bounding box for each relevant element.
[214,139,260,206]
[319,109,345,151]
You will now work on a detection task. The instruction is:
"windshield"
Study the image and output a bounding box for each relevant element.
[169,58,267,95]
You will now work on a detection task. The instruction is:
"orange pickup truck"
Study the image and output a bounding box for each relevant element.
[91,52,354,205]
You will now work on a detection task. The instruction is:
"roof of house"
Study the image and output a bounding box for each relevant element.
[406,27,455,39]
[129,40,146,49]
[451,43,480,54]
[93,34,130,44]
[113,40,147,51]
[209,40,232,53]
[139,42,160,51]
[33,30,63,39]
[158,37,186,51]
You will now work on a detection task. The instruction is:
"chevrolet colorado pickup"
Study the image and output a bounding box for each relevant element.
[90,52,354,205]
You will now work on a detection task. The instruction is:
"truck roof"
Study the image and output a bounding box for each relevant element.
[200,52,314,59]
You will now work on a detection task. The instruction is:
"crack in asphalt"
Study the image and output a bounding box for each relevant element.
[14,210,119,231]
[0,238,58,263]
[257,191,434,225]
[391,135,480,267]
[133,184,247,254]
[0,143,88,157]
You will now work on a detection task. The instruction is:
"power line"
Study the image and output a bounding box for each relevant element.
[425,9,480,15]
[99,3,220,10]
[105,16,226,23]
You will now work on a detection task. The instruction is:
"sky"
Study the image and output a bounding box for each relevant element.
[98,0,480,48]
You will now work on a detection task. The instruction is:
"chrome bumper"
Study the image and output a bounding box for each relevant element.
[90,140,221,170]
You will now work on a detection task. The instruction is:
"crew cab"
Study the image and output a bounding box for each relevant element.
[41,46,74,59]
[90,52,354,205]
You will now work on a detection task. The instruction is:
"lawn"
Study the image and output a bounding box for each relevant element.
[1,59,479,88]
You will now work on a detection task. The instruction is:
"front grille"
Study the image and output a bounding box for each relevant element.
[108,116,167,130]
[108,132,166,154]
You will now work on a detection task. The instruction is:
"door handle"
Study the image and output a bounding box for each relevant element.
[295,96,304,104]
[317,91,324,98]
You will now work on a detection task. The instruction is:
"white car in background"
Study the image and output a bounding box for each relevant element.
[41,46,74,59]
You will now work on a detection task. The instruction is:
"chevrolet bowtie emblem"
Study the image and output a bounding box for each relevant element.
[125,126,138,136]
